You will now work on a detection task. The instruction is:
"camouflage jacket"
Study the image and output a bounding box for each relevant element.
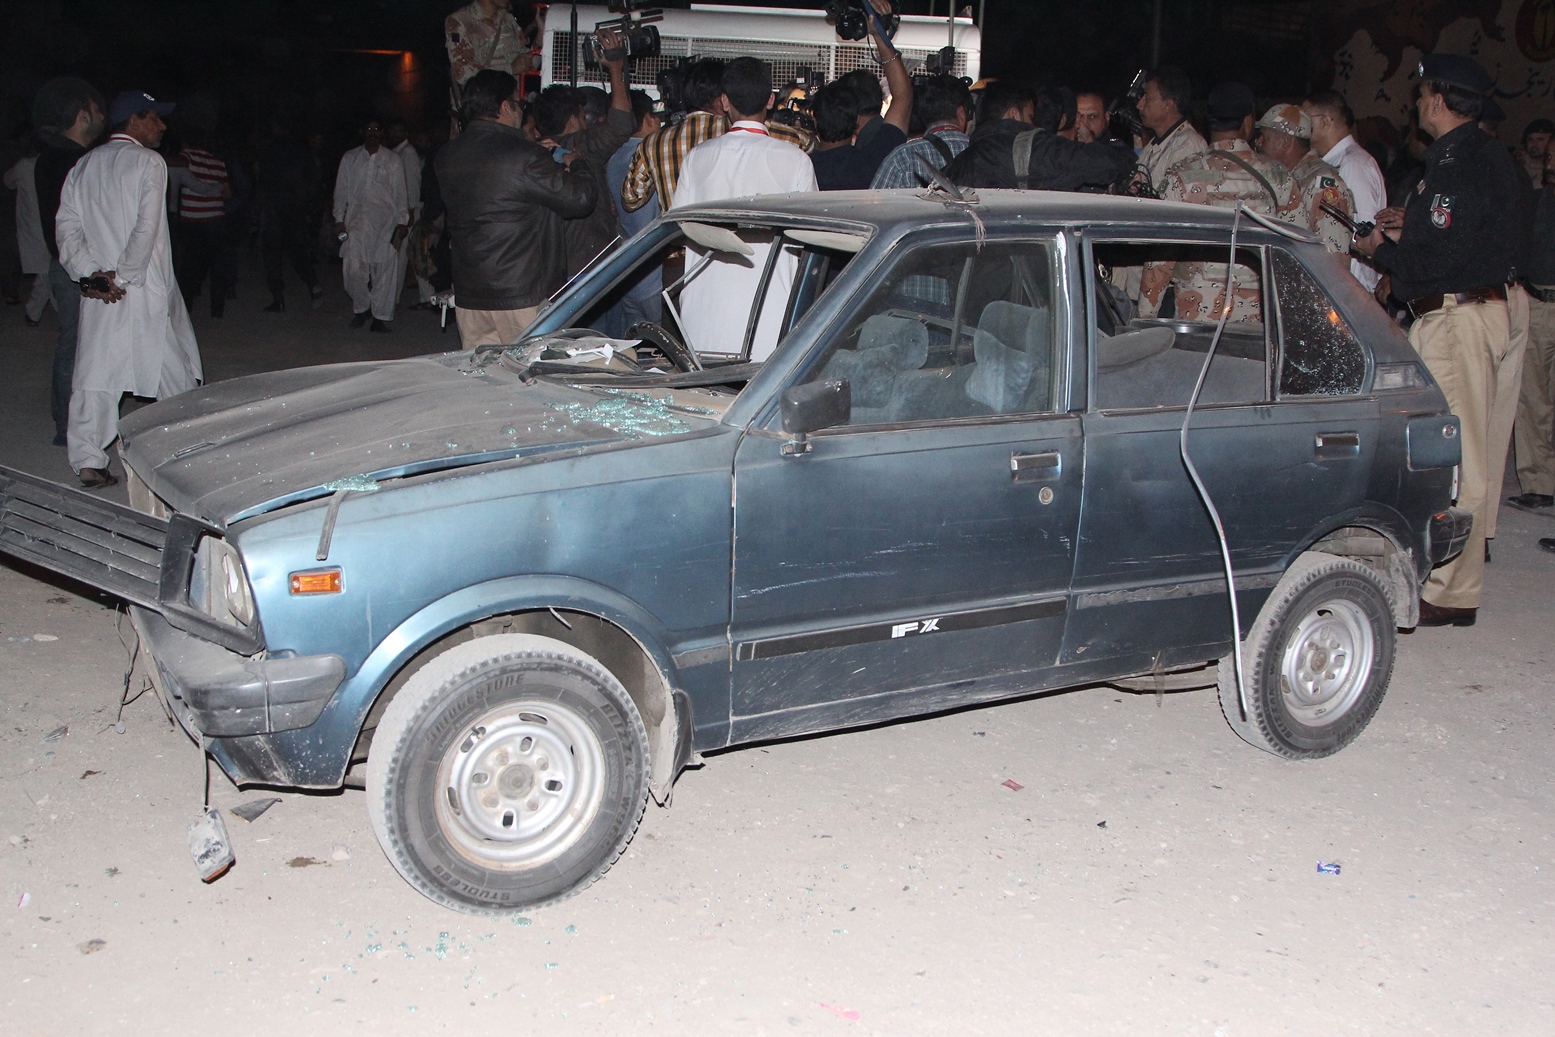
[1139,140,1299,322]
[1139,119,1207,195]
[1290,151,1356,254]
[446,1,529,86]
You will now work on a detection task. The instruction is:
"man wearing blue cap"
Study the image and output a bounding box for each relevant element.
[1355,55,1527,626]
[54,90,202,489]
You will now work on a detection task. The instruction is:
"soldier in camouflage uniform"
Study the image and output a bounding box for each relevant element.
[1253,104,1356,254]
[1139,84,1298,323]
[1136,66,1206,195]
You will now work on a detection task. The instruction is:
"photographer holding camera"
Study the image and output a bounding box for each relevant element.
[532,26,634,277]
[620,58,728,213]
[816,0,912,188]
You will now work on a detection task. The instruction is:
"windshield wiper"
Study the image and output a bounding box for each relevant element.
[531,362,762,388]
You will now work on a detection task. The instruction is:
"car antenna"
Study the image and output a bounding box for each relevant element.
[1178,205,1249,720]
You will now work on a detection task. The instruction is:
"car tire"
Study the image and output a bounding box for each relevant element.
[366,634,649,914]
[1217,551,1395,760]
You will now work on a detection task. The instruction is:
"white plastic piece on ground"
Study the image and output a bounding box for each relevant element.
[187,806,235,883]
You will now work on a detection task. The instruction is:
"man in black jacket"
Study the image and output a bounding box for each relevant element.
[436,70,597,347]
[944,83,1132,193]
[31,77,105,446]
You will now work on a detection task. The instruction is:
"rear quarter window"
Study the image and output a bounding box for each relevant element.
[1273,249,1366,397]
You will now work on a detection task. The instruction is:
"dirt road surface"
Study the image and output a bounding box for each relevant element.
[2,266,1552,1035]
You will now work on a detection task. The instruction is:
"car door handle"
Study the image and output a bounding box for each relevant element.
[1315,432,1360,458]
[1011,451,1062,482]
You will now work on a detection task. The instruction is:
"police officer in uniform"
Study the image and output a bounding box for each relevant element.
[1355,54,1527,627]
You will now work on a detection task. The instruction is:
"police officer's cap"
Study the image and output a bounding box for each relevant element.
[1207,82,1257,123]
[1417,54,1494,96]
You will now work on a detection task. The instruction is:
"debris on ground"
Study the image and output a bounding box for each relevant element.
[820,1002,861,1021]
[1001,778,1024,792]
[77,938,106,955]
[187,807,235,883]
[17,892,30,909]
[80,770,100,780]
[287,856,327,868]
[32,634,58,642]
[1317,861,1342,875]
[1097,820,1108,829]
[330,845,351,862]
[42,725,67,743]
[230,797,282,822]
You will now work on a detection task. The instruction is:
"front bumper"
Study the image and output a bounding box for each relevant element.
[131,606,345,738]
[1428,507,1473,565]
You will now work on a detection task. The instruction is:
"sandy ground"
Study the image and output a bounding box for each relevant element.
[1,260,1553,1035]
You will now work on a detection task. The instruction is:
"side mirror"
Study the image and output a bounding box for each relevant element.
[779,378,850,455]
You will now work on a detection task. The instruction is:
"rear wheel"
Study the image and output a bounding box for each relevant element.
[366,634,649,914]
[1218,552,1395,759]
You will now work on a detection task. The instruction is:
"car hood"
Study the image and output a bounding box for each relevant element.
[118,355,715,524]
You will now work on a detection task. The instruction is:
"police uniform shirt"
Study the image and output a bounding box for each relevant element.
[1372,122,1526,300]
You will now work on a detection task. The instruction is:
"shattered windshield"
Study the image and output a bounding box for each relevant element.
[480,222,857,400]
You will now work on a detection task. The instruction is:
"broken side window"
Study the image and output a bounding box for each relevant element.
[1271,249,1366,397]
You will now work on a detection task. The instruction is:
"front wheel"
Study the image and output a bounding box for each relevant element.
[1218,552,1395,759]
[366,634,649,914]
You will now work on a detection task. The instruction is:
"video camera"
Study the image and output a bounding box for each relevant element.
[824,0,900,42]
[585,0,663,65]
[1109,69,1148,142]
[654,56,695,125]
[768,67,822,135]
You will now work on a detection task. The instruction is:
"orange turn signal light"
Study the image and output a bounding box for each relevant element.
[290,568,342,594]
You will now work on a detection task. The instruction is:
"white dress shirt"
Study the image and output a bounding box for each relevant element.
[1321,134,1386,290]
[670,121,817,361]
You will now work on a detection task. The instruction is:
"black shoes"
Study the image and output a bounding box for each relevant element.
[78,467,118,490]
[264,297,285,313]
[1507,492,1554,512]
[370,318,390,333]
[1417,598,1476,627]
[309,285,324,309]
[349,311,369,328]
[1540,537,1555,555]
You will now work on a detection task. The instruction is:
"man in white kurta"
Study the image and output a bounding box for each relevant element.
[388,124,433,308]
[55,92,201,487]
[1302,91,1386,291]
[669,58,817,362]
[333,120,408,331]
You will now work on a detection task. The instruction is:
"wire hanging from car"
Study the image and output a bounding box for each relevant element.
[1178,205,1248,720]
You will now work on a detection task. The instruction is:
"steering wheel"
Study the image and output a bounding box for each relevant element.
[626,321,701,373]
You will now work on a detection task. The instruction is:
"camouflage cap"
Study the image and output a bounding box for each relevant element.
[1256,103,1311,140]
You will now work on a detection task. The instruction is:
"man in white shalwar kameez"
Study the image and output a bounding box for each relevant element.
[55,91,201,489]
[333,120,408,332]
[670,57,816,362]
[3,153,52,324]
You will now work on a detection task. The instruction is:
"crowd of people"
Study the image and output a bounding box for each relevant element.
[2,0,1553,624]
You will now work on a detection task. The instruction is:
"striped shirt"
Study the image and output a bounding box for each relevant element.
[178,147,229,223]
[620,111,813,212]
[870,127,970,189]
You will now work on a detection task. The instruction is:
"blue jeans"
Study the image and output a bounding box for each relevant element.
[46,261,81,438]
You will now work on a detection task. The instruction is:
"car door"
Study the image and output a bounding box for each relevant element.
[727,234,1084,742]
[1065,235,1380,668]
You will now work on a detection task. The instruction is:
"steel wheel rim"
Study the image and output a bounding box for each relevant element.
[1279,598,1374,727]
[435,698,606,869]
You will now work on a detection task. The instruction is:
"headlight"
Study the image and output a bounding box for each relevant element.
[190,535,256,629]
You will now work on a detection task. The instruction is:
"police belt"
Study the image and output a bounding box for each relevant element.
[1407,284,1507,317]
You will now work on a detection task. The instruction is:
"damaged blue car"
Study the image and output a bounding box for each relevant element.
[0,191,1470,913]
